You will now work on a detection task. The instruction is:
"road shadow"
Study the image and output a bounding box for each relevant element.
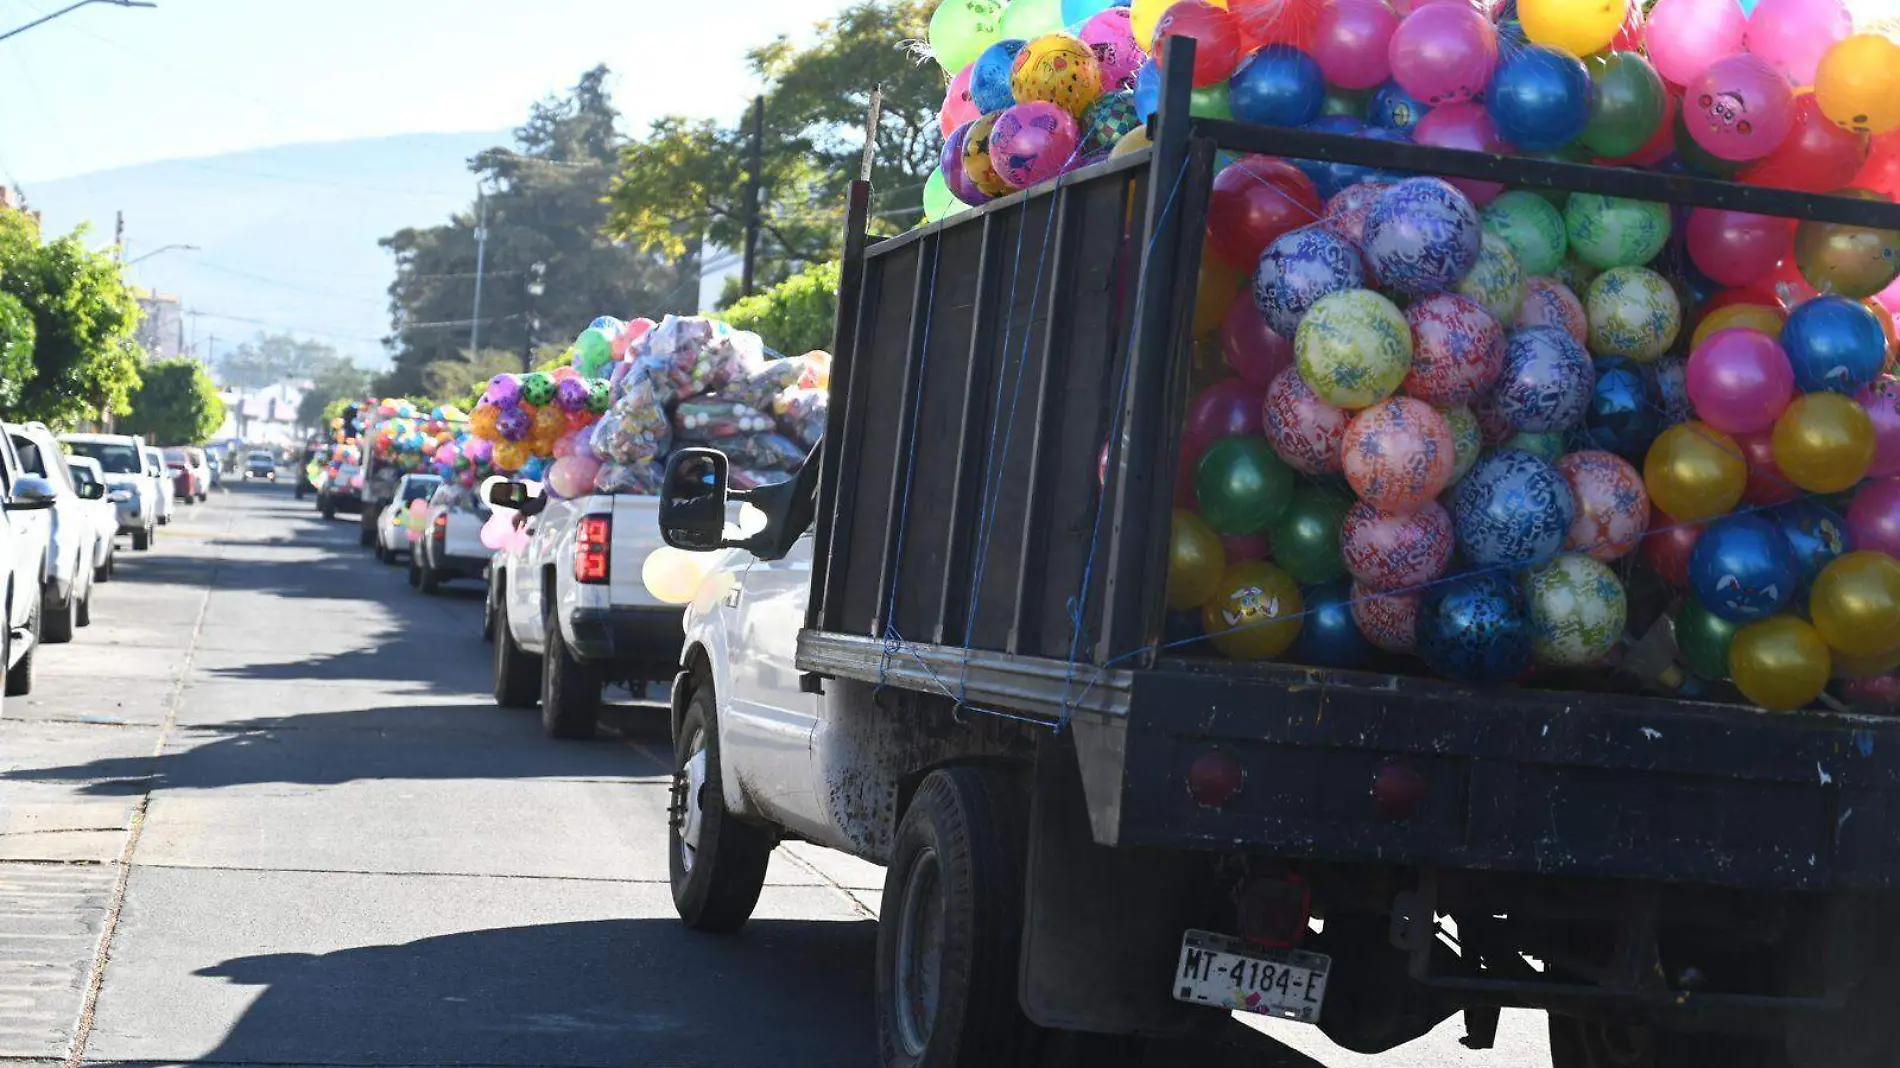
[187,917,880,1067]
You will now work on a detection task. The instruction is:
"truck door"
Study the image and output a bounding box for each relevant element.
[721,532,825,836]
[0,433,48,592]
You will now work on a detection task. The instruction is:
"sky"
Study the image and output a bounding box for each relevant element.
[0,0,851,185]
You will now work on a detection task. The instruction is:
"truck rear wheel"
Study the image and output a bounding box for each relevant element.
[877,765,1038,1068]
[491,596,541,709]
[6,593,38,697]
[41,583,75,645]
[1548,1017,1780,1068]
[669,683,773,933]
[539,609,600,739]
[132,525,151,551]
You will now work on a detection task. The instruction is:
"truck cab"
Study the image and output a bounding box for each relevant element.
[0,430,59,698]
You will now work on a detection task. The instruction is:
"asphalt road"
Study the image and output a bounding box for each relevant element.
[0,480,1553,1067]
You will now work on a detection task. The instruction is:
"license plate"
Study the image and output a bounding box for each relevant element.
[1172,929,1330,1023]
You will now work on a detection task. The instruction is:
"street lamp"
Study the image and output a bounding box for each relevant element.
[0,0,156,44]
[127,243,199,265]
[522,261,547,373]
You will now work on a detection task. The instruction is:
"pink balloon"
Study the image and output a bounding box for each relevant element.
[480,511,513,551]
[1859,376,1900,479]
[1685,54,1796,163]
[1343,398,1456,513]
[1221,291,1293,387]
[989,102,1081,189]
[941,64,979,138]
[1352,581,1421,653]
[1387,2,1496,107]
[1557,450,1650,561]
[1312,0,1399,90]
[1184,378,1267,462]
[1743,0,1852,87]
[1411,101,1507,204]
[548,454,602,499]
[1342,500,1454,590]
[1081,8,1145,91]
[1263,367,1350,474]
[1848,477,1900,560]
[1403,292,1505,407]
[1645,0,1746,87]
[1685,208,1793,288]
[1517,278,1587,346]
[1686,328,1796,434]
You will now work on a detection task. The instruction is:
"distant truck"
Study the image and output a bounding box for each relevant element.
[647,62,1900,1068]
[484,484,677,740]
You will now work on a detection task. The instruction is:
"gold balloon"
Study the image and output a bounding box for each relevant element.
[1691,304,1785,353]
[1816,33,1900,136]
[1811,551,1900,657]
[1771,392,1876,494]
[1729,616,1833,712]
[1794,195,1900,300]
[1201,561,1303,660]
[1193,250,1244,342]
[1167,509,1227,611]
[1110,125,1152,158]
[1643,422,1746,523]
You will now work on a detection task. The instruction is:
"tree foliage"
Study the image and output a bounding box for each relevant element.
[718,260,840,357]
[121,358,224,445]
[0,292,35,411]
[606,0,941,297]
[296,355,372,432]
[217,333,346,389]
[0,210,145,428]
[379,67,699,396]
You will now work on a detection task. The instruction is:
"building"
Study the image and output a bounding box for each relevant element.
[136,294,187,360]
[215,380,308,447]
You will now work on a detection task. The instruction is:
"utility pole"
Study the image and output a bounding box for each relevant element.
[469,183,488,356]
[114,211,124,262]
[741,95,765,298]
[0,0,155,44]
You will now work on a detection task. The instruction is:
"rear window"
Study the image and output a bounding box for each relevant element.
[163,448,187,464]
[67,442,142,475]
[401,478,441,503]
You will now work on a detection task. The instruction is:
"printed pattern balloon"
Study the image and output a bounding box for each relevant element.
[1363,178,1483,297]
[1495,325,1596,432]
[1690,513,1799,622]
[1417,573,1534,685]
[1586,267,1681,362]
[1352,581,1422,653]
[1402,293,1505,407]
[1294,289,1414,409]
[1451,449,1577,568]
[1557,449,1649,560]
[1264,367,1351,474]
[1252,226,1367,338]
[1342,397,1456,512]
[1456,233,1526,323]
[1517,277,1588,346]
[1525,554,1627,667]
[1342,499,1455,591]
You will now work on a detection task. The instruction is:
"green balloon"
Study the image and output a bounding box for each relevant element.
[1579,52,1665,161]
[1194,437,1293,536]
[1269,487,1350,584]
[1672,105,1744,179]
[929,0,1004,73]
[1483,192,1569,278]
[1676,599,1742,681]
[1565,193,1671,270]
[573,328,614,376]
[923,167,956,224]
[1189,83,1232,121]
[1506,431,1565,463]
[999,0,1062,40]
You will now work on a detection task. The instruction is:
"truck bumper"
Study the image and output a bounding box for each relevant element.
[568,605,684,677]
[433,553,489,580]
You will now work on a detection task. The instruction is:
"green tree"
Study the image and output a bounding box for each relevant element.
[0,210,145,428]
[121,359,224,444]
[217,333,347,389]
[0,292,35,411]
[718,260,840,356]
[606,0,940,298]
[379,66,699,396]
[295,355,372,432]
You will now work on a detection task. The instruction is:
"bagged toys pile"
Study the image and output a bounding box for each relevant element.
[468,313,829,500]
[923,0,1900,713]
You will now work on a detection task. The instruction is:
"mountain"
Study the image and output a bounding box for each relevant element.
[23,131,511,370]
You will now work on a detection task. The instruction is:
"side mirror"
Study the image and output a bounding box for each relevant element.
[487,481,529,510]
[77,481,104,501]
[9,475,57,510]
[659,447,730,552]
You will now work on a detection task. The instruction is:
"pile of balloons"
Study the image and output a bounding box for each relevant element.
[1077,0,1900,712]
[361,399,475,482]
[467,367,613,494]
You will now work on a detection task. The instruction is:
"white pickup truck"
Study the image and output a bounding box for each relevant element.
[484,485,679,739]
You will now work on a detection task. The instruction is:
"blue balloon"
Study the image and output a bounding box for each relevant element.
[972,39,1026,114]
[1362,177,1483,297]
[1133,60,1160,123]
[1251,226,1366,337]
[1228,45,1326,130]
[1584,356,1661,459]
[1689,514,1799,623]
[1772,499,1853,590]
[1061,0,1114,25]
[1486,45,1591,153]
[1289,582,1372,670]
[1781,295,1888,394]
[1418,573,1534,685]
[1450,450,1576,568]
[1496,326,1596,433]
[1368,81,1432,134]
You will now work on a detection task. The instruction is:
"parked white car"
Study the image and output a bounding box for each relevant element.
[0,442,57,699]
[142,447,173,527]
[373,473,441,565]
[413,482,490,595]
[63,457,119,584]
[5,422,100,643]
[61,432,159,551]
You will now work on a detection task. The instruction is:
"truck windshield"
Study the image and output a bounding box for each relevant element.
[401,479,440,503]
[68,442,142,475]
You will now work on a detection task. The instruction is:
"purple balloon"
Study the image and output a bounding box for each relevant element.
[1860,376,1900,479]
[1849,477,1900,560]
[1387,3,1497,107]
[554,376,591,413]
[496,407,533,442]
[1183,378,1267,462]
[989,102,1081,190]
[1412,101,1507,205]
[1495,326,1595,433]
[942,122,993,207]
[1362,177,1483,297]
[1251,225,1366,338]
[464,438,494,464]
[485,374,521,407]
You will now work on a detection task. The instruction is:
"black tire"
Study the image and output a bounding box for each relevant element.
[669,682,773,933]
[876,765,1039,1068]
[1548,1017,1781,1068]
[131,525,151,552]
[41,581,75,645]
[491,596,542,709]
[320,497,336,521]
[407,559,421,589]
[358,520,374,548]
[295,483,306,500]
[419,562,442,595]
[540,609,601,739]
[6,592,39,697]
[95,550,113,583]
[482,576,500,643]
[76,586,92,628]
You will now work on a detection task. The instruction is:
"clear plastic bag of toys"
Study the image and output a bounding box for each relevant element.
[593,460,666,496]
[590,375,670,464]
[774,386,828,449]
[673,398,777,443]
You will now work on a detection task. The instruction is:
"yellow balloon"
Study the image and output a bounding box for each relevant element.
[1729,616,1832,712]
[1168,509,1227,610]
[1110,125,1152,158]
[1201,561,1303,660]
[1011,33,1104,117]
[1193,249,1244,341]
[1518,0,1625,59]
[962,111,1013,198]
[1643,422,1746,523]
[1811,551,1900,657]
[1771,392,1876,494]
[1690,304,1786,353]
[1816,34,1900,136]
[493,440,529,472]
[1133,0,1227,48]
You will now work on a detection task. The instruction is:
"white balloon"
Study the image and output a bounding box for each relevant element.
[642,546,708,605]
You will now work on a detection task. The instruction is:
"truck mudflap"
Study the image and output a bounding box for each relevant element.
[1071,661,1900,892]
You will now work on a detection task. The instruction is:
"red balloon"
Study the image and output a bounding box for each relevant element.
[1222,532,1271,562]
[1153,1,1243,87]
[1222,290,1294,387]
[1735,428,1802,506]
[1412,102,1507,205]
[1183,378,1267,461]
[1684,208,1794,288]
[1609,0,1644,53]
[1230,0,1323,51]
[1857,132,1900,200]
[1641,508,1702,588]
[1206,156,1323,269]
[1739,95,1869,194]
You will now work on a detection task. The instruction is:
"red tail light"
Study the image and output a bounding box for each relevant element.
[432,513,448,544]
[575,516,611,585]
